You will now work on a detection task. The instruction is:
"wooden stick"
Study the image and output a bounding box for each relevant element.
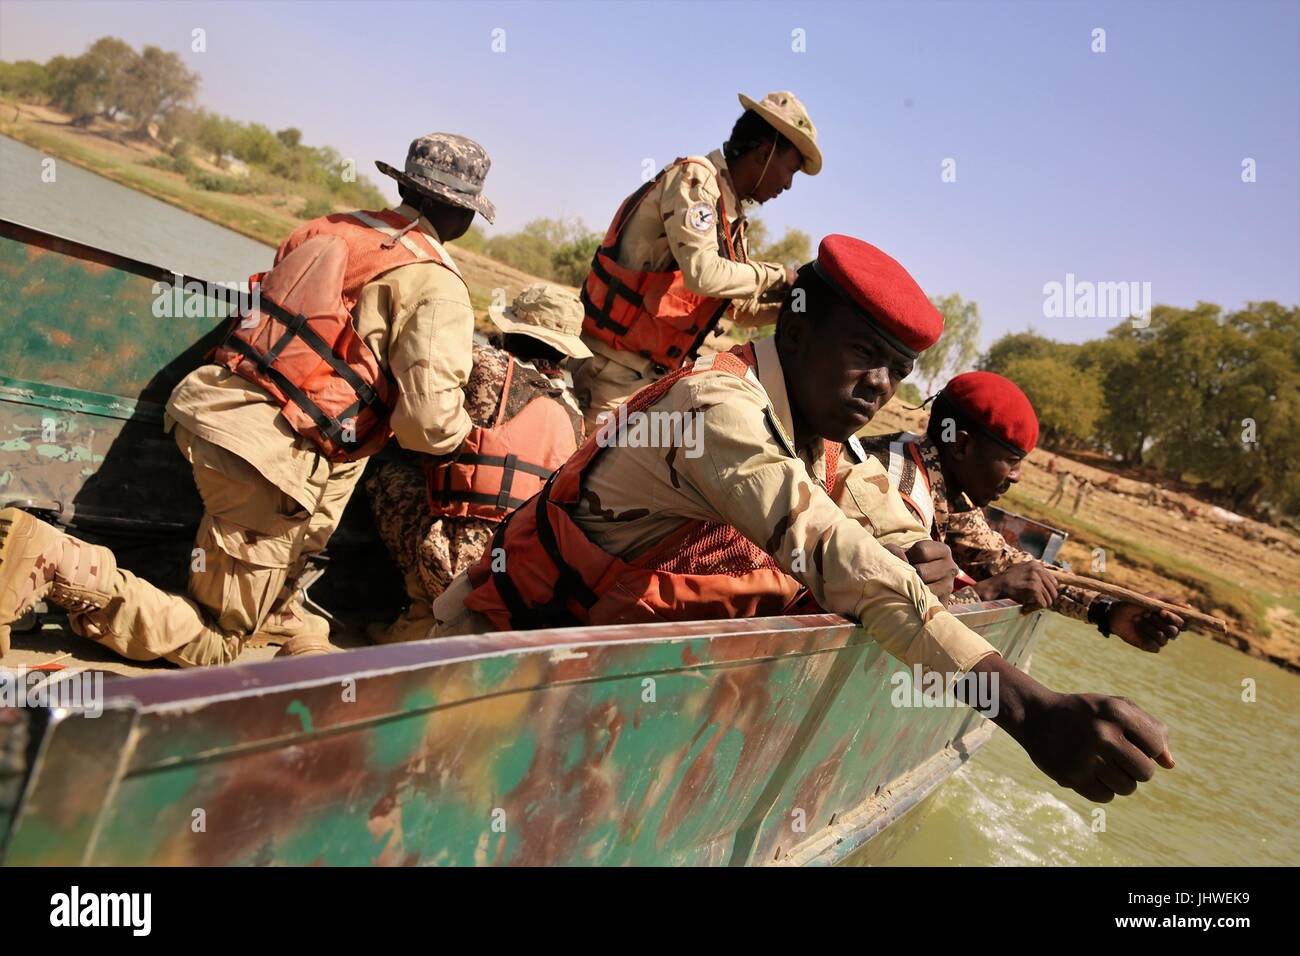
[1045,567,1227,634]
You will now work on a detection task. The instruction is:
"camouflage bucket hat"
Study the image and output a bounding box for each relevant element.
[375,133,496,223]
[490,284,592,360]
[737,91,821,175]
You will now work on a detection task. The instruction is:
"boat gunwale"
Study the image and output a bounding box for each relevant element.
[97,602,1024,713]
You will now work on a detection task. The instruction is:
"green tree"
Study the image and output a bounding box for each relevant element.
[232,122,282,165]
[980,330,1079,374]
[486,218,591,280]
[117,45,197,135]
[550,232,601,286]
[81,37,137,121]
[999,354,1104,447]
[44,54,100,124]
[0,60,49,100]
[747,218,812,269]
[194,109,237,165]
[916,293,982,391]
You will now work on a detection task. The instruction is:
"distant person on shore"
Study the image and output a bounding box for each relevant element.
[0,133,493,666]
[1047,469,1070,507]
[365,285,588,644]
[1073,476,1093,514]
[571,91,821,432]
[431,235,1177,804]
[854,371,1187,653]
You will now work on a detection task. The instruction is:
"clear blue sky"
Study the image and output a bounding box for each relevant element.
[2,0,1296,348]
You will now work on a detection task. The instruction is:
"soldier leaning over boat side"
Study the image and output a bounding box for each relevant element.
[571,91,820,433]
[430,234,1176,805]
[851,372,1188,653]
[365,285,588,644]
[0,133,494,666]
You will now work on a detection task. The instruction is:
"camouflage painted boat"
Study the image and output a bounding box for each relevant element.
[0,218,1050,866]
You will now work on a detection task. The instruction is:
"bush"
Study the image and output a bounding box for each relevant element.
[144,153,196,176]
[299,197,335,219]
[187,170,255,194]
[550,234,601,286]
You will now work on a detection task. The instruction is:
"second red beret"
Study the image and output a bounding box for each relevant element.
[941,370,1039,455]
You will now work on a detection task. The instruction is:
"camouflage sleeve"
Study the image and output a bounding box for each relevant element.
[671,373,999,677]
[661,161,787,301]
[946,508,1096,621]
[831,457,933,551]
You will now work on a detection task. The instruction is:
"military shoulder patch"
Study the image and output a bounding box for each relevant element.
[686,201,715,233]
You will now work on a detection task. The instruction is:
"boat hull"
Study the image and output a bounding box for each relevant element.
[1,604,1042,866]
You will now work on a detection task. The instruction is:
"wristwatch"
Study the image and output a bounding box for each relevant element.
[1088,597,1118,637]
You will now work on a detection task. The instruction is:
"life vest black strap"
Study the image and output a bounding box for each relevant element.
[456,453,554,480]
[581,254,646,336]
[220,336,349,445]
[256,294,389,416]
[488,473,599,630]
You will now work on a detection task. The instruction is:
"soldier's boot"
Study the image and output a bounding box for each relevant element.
[0,508,116,657]
[274,633,339,658]
[250,585,329,647]
[366,600,436,645]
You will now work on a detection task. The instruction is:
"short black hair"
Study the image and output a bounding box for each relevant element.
[775,261,831,337]
[927,392,975,446]
[724,109,795,164]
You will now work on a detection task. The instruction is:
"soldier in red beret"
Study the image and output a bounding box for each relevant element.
[430,234,1176,805]
[853,371,1187,652]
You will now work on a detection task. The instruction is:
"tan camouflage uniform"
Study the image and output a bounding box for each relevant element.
[435,337,1000,678]
[63,204,476,665]
[855,432,1095,621]
[368,344,584,603]
[571,149,790,431]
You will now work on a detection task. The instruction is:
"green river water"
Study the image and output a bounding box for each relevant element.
[855,614,1299,866]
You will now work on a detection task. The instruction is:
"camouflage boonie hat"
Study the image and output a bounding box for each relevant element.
[737,91,821,175]
[490,285,592,360]
[375,133,496,223]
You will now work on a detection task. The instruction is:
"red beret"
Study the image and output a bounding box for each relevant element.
[813,234,944,357]
[941,371,1039,455]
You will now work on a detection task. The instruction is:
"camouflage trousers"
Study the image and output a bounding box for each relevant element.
[67,425,363,665]
[366,461,495,604]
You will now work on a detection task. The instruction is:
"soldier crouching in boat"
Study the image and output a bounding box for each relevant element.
[429,234,1176,804]
[365,285,587,644]
[0,133,494,666]
[852,371,1187,653]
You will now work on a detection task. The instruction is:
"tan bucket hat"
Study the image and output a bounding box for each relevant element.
[490,284,592,359]
[737,91,821,175]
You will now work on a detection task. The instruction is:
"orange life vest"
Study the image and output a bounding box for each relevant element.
[580,158,746,374]
[425,359,580,522]
[211,208,464,461]
[462,344,841,630]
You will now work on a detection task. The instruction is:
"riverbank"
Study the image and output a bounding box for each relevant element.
[0,100,558,327]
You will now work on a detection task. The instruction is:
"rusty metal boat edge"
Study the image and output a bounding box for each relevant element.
[1,603,1044,866]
